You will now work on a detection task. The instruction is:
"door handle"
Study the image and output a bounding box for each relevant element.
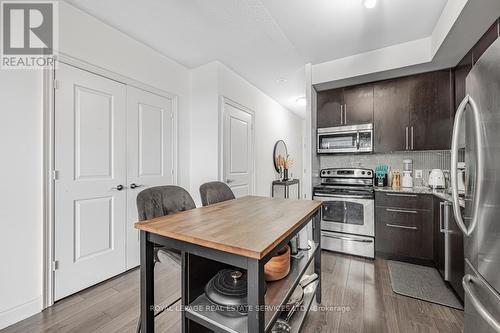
[130,183,143,189]
[463,274,500,331]
[451,95,482,236]
[112,185,124,191]
[386,223,418,230]
[226,179,235,184]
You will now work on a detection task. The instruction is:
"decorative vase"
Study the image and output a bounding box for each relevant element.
[283,169,289,181]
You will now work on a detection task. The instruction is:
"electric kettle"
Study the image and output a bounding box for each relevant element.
[428,169,446,189]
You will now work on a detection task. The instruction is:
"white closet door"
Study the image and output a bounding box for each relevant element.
[54,63,127,300]
[222,100,255,198]
[126,86,176,268]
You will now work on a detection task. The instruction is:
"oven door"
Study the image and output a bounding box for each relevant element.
[313,195,374,236]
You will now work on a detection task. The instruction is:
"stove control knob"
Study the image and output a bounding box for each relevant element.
[326,170,331,175]
[361,171,366,175]
[367,171,372,176]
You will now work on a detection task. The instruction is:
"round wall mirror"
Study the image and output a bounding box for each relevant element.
[273,140,288,172]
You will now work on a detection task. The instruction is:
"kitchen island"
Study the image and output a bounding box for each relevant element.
[135,196,322,333]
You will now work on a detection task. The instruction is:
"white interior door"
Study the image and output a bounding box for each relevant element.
[126,86,176,268]
[222,98,254,197]
[54,63,127,300]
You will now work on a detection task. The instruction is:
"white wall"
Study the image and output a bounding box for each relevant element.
[0,2,191,329]
[190,61,304,204]
[0,70,43,328]
[189,63,220,200]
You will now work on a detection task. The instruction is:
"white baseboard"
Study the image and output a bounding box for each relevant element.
[0,298,41,330]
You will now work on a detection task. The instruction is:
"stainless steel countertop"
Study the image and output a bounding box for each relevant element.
[374,186,465,208]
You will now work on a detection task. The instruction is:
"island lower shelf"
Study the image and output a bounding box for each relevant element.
[185,241,319,333]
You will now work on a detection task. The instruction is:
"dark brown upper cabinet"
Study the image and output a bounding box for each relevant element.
[317,88,343,128]
[472,19,500,65]
[374,77,410,153]
[408,70,454,150]
[454,18,499,110]
[317,84,373,128]
[454,51,473,109]
[343,84,374,125]
[373,70,453,152]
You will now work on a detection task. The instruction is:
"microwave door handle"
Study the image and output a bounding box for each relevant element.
[451,95,482,236]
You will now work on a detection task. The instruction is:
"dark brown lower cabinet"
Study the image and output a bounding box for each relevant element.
[376,193,465,300]
[434,197,465,301]
[375,206,433,263]
[448,207,465,301]
[433,198,446,278]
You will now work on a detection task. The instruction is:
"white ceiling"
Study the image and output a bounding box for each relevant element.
[65,0,449,118]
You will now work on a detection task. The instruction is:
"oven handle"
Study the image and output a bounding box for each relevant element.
[322,234,373,243]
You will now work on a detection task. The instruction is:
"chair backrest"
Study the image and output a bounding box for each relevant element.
[136,185,196,221]
[199,181,236,207]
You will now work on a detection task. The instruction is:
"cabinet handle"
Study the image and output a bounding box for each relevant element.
[439,201,445,232]
[340,105,343,124]
[411,126,414,150]
[386,223,418,230]
[386,208,418,214]
[385,193,417,198]
[405,127,409,150]
[344,104,347,124]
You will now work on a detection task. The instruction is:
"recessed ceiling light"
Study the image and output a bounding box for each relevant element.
[363,0,377,9]
[296,97,306,106]
[276,78,287,84]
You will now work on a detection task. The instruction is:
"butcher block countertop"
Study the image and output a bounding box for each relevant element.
[135,195,322,260]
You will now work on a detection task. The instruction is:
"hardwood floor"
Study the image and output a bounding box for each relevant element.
[1,251,464,333]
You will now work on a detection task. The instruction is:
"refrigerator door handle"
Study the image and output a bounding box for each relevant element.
[463,274,500,332]
[451,95,482,236]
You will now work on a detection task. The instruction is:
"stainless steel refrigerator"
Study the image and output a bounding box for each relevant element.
[451,37,500,332]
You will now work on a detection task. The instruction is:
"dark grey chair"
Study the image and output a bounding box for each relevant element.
[199,181,236,206]
[135,185,196,332]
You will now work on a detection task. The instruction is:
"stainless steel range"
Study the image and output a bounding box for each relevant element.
[313,168,375,258]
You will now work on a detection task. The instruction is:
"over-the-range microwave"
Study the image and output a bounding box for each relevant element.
[317,123,373,154]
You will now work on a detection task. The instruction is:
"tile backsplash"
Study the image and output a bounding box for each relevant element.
[319,150,452,187]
